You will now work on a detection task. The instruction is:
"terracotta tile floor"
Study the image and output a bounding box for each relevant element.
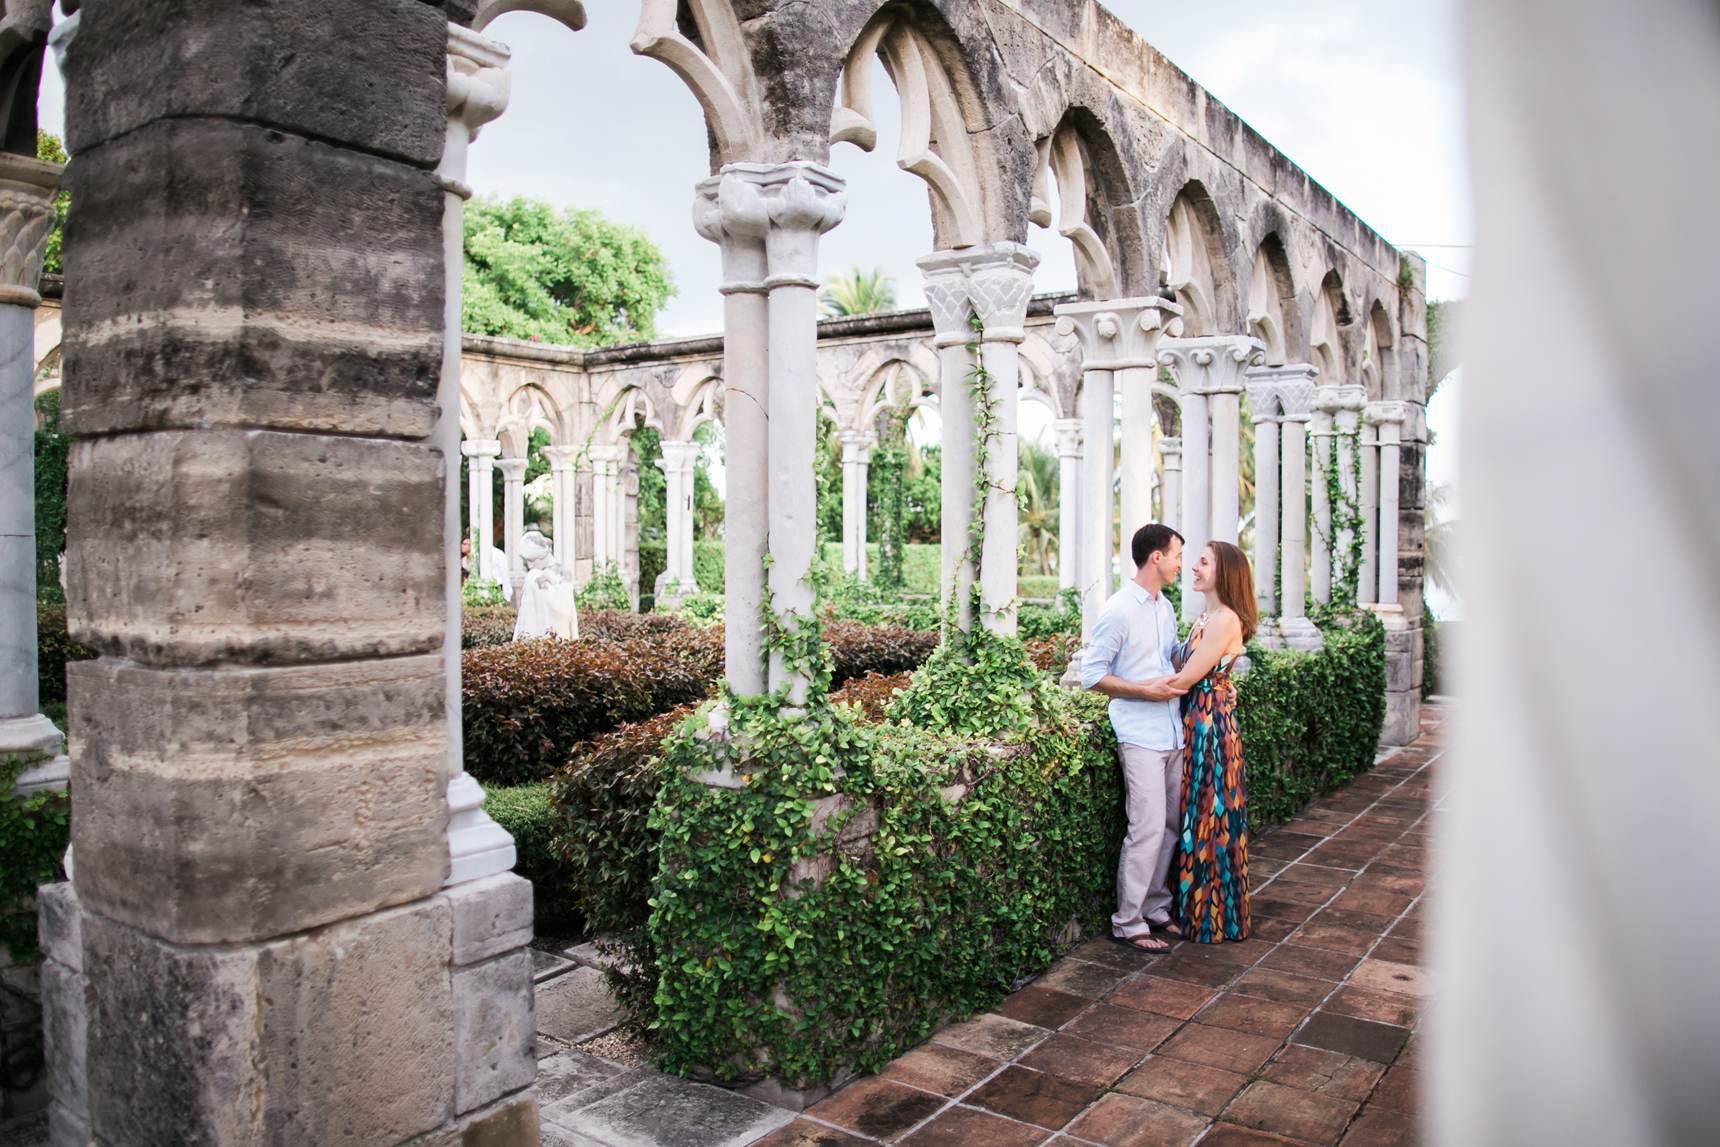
[751,703,1445,1147]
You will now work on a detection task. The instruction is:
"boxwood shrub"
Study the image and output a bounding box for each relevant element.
[482,783,582,937]
[0,754,70,962]
[37,603,95,705]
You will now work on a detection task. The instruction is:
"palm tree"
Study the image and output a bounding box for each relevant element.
[819,266,897,317]
[1424,481,1458,597]
[1017,437,1061,575]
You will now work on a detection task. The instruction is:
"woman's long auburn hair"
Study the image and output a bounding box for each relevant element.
[1206,541,1258,643]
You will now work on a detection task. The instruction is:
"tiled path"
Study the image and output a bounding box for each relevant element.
[748,704,1444,1147]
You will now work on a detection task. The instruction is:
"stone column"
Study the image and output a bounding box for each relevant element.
[0,151,64,789]
[1332,385,1366,598]
[837,430,873,580]
[1051,417,1082,594]
[1358,417,1379,605]
[1245,376,1281,615]
[1159,436,1182,534]
[496,455,528,597]
[1056,297,1183,635]
[921,242,1038,638]
[1369,402,1407,606]
[656,439,700,597]
[702,164,844,699]
[1158,337,1265,621]
[44,4,537,1142]
[1272,368,1321,651]
[540,444,577,566]
[693,172,770,692]
[588,444,622,572]
[462,438,501,561]
[1209,370,1246,547]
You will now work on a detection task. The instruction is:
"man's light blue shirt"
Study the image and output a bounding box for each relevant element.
[1081,580,1184,751]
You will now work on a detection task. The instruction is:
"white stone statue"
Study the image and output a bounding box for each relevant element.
[512,529,578,641]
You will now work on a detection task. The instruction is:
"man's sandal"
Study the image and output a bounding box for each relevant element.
[1108,929,1172,953]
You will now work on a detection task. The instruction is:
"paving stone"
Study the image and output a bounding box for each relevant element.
[748,1120,876,1147]
[533,949,576,984]
[1292,1013,1410,1064]
[1065,1092,1209,1146]
[1154,1024,1280,1075]
[967,1065,1095,1128]
[1338,1106,1423,1145]
[1036,958,1132,999]
[564,942,620,971]
[1193,993,1311,1040]
[1223,1079,1359,1145]
[1067,938,1159,973]
[1060,1003,1180,1052]
[1249,918,1297,943]
[1324,986,1422,1028]
[1277,865,1353,889]
[808,1076,946,1142]
[1114,1056,1248,1116]
[1258,946,1362,982]
[1135,951,1244,990]
[880,1043,1002,1097]
[1369,1065,1423,1114]
[931,1013,1048,1061]
[547,1070,794,1147]
[1231,968,1336,1006]
[1016,1033,1142,1089]
[1261,1046,1385,1102]
[1108,976,1216,1020]
[1255,880,1338,907]
[1250,898,1318,923]
[1349,961,1430,999]
[1199,939,1278,966]
[1369,937,1421,965]
[1194,1125,1303,1145]
[996,985,1091,1029]
[535,966,621,1044]
[1328,889,1413,917]
[535,1050,625,1106]
[897,1105,1045,1147]
[1251,832,1325,861]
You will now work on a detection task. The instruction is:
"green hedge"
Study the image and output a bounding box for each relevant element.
[37,603,96,706]
[693,539,725,594]
[1237,612,1388,826]
[482,783,582,936]
[1,754,70,962]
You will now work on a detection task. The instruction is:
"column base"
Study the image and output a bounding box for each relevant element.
[1279,617,1326,653]
[447,773,517,887]
[3,714,69,795]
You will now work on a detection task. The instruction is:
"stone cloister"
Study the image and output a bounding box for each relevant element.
[1,0,1428,1142]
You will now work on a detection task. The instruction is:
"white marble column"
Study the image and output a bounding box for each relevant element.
[1245,376,1281,615]
[1333,386,1366,597]
[1051,417,1083,595]
[693,171,771,692]
[540,444,577,566]
[462,439,501,560]
[1159,436,1182,534]
[588,444,621,571]
[1358,417,1379,605]
[441,26,516,883]
[837,430,873,580]
[921,243,1039,638]
[1210,371,1245,546]
[1158,337,1265,621]
[1308,394,1335,605]
[0,151,65,788]
[1368,401,1407,606]
[496,456,528,597]
[656,439,700,596]
[1272,369,1320,650]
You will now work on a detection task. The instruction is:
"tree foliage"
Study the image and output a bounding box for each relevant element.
[38,130,66,277]
[463,196,674,347]
[819,265,896,317]
[1427,299,1463,401]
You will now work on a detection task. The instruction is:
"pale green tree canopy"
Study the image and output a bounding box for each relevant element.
[463,196,675,347]
[819,265,896,317]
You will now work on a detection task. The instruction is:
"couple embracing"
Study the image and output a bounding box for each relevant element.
[1083,524,1257,952]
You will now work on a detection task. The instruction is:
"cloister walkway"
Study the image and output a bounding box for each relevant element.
[749,705,1444,1147]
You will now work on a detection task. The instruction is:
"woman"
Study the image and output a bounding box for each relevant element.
[1154,540,1257,944]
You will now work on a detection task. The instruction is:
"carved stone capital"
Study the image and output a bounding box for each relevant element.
[1053,296,1184,369]
[1157,335,1267,396]
[446,25,511,137]
[1315,383,1367,414]
[1157,435,1183,462]
[1247,364,1318,423]
[1245,381,1281,423]
[1365,400,1409,426]
[538,444,578,471]
[656,439,701,475]
[916,242,1039,346]
[494,457,529,481]
[460,438,503,460]
[696,162,845,288]
[836,429,875,464]
[0,152,60,308]
[1050,417,1083,458]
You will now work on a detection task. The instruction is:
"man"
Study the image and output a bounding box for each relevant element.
[1083,523,1188,952]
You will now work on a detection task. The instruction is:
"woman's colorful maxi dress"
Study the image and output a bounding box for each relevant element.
[1171,626,1251,942]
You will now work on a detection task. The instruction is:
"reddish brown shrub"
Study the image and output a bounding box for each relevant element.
[829,672,914,721]
[1025,632,1083,675]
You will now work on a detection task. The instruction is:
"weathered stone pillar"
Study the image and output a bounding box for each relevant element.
[1051,417,1082,594]
[589,443,623,573]
[496,455,528,595]
[1370,401,1406,606]
[1245,376,1281,615]
[1364,399,1415,747]
[1332,385,1366,597]
[45,3,537,1142]
[540,444,577,566]
[1158,337,1265,621]
[462,437,501,559]
[923,268,981,633]
[922,242,1038,638]
[1158,435,1182,534]
[1271,368,1321,651]
[0,149,64,788]
[837,430,872,580]
[1209,367,1245,547]
[693,171,770,692]
[656,438,700,597]
[1358,416,1379,605]
[1308,395,1334,605]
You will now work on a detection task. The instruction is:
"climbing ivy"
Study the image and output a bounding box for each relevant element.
[1316,424,1366,609]
[0,754,69,963]
[871,401,912,591]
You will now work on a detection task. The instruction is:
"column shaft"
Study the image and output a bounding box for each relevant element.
[1180,391,1210,620]
[1051,418,1082,595]
[715,257,768,692]
[1379,434,1402,605]
[977,337,1022,635]
[1210,388,1242,545]
[936,341,977,630]
[497,457,528,596]
[1159,439,1182,534]
[1281,419,1309,620]
[1080,369,1114,637]
[838,431,872,580]
[1248,394,1281,615]
[1309,408,1333,605]
[1359,421,1379,605]
[1117,365,1157,546]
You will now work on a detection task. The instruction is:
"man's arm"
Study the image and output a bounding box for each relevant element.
[1091,673,1185,702]
[1082,599,1187,701]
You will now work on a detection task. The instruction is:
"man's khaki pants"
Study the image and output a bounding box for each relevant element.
[1112,743,1183,939]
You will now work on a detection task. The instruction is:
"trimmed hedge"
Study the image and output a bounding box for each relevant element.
[37,603,95,706]
[482,783,582,936]
[1237,612,1388,825]
[1,753,70,962]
